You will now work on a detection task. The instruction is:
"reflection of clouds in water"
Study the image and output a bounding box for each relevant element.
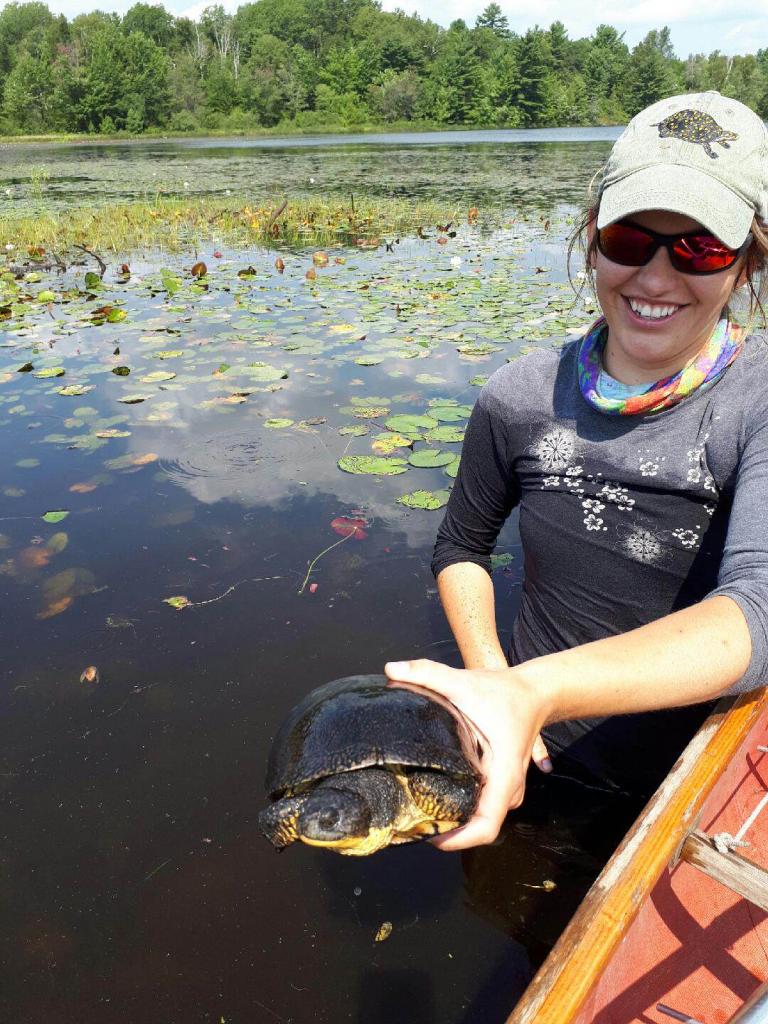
[143,410,451,553]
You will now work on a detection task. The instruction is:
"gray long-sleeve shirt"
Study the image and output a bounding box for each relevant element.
[432,336,768,693]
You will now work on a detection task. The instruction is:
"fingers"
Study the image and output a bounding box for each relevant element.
[384,659,465,702]
[432,755,527,851]
[532,733,553,773]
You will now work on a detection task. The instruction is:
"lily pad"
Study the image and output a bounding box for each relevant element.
[33,367,65,378]
[426,425,465,444]
[371,432,412,455]
[338,456,409,476]
[384,414,438,439]
[242,363,288,382]
[429,404,473,422]
[443,457,461,479]
[42,510,69,523]
[140,371,176,383]
[264,418,294,428]
[396,489,451,510]
[154,349,184,359]
[58,384,94,396]
[408,449,456,468]
[490,552,514,570]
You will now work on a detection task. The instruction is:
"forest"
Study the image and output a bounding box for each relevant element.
[1,0,766,136]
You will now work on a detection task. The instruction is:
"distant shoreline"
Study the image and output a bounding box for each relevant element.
[0,122,627,147]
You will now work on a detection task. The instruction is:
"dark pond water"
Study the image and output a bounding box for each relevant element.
[1,127,621,214]
[0,137,647,1024]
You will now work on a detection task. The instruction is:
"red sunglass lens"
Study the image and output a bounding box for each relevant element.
[672,235,735,272]
[598,224,656,266]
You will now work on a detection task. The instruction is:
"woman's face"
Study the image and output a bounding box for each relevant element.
[592,209,746,384]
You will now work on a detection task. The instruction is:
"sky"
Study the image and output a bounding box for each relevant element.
[28,0,768,58]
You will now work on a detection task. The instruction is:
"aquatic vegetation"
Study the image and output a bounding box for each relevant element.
[0,195,462,254]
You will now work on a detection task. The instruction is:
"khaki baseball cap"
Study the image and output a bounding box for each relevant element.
[597,91,768,248]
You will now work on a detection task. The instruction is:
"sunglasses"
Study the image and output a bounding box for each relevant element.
[596,220,752,275]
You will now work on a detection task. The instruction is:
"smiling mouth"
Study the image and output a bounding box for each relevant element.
[624,297,684,322]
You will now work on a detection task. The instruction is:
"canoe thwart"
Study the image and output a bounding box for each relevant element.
[680,829,768,915]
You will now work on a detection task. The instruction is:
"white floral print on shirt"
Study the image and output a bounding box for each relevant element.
[532,427,578,472]
[625,528,663,565]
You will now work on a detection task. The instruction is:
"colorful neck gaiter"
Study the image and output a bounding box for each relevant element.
[577,316,743,416]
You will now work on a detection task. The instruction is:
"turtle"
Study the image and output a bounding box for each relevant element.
[651,109,739,160]
[258,674,481,856]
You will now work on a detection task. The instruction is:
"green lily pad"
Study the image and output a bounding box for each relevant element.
[490,552,514,570]
[264,418,294,428]
[58,384,94,396]
[37,290,56,303]
[339,424,369,436]
[117,394,153,404]
[384,414,438,439]
[154,349,184,359]
[443,457,461,479]
[242,363,288,382]
[84,271,102,290]
[469,375,488,387]
[42,510,69,523]
[106,308,127,323]
[354,356,383,366]
[140,371,177,383]
[408,449,456,468]
[338,455,409,476]
[33,367,65,378]
[426,425,465,444]
[341,405,388,420]
[396,489,451,510]
[429,404,473,422]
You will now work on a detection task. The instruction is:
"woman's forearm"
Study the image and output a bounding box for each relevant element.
[520,595,754,725]
[436,562,508,669]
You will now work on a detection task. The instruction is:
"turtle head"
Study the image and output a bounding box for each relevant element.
[298,784,373,847]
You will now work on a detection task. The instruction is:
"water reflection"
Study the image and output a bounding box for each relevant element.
[1,132,617,214]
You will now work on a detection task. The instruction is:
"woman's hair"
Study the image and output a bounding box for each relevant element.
[567,171,768,333]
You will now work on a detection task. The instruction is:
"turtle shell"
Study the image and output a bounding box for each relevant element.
[264,674,481,797]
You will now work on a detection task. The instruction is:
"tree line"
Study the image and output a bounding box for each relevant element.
[1,0,766,136]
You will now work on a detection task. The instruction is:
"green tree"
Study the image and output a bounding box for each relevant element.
[516,28,555,126]
[624,30,679,115]
[368,67,421,121]
[475,3,509,38]
[2,52,55,130]
[0,2,55,75]
[121,3,174,48]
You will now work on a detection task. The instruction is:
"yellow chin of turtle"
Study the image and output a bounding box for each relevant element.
[300,826,395,856]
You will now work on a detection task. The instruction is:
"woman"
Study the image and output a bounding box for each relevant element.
[385,91,768,851]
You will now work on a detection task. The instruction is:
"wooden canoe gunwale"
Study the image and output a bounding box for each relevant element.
[507,687,768,1024]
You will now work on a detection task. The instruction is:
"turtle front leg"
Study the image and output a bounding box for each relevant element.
[259,794,308,850]
[703,141,717,159]
[407,770,479,833]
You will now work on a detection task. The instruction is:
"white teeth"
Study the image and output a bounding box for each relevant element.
[628,299,679,319]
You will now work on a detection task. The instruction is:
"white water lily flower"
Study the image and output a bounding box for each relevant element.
[5,243,14,250]
[450,256,462,267]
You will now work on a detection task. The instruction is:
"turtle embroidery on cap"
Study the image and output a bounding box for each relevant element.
[651,109,739,159]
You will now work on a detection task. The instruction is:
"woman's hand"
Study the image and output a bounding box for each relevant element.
[384,658,556,851]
